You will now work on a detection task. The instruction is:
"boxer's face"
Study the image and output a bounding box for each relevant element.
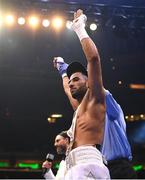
[54,135,68,155]
[68,72,88,100]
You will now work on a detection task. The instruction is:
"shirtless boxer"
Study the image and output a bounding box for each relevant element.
[58,9,110,180]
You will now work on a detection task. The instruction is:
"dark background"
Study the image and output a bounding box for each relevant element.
[0,0,145,178]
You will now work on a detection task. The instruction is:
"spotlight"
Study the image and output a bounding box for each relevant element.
[51,114,63,118]
[28,16,39,28]
[66,20,72,29]
[90,23,97,31]
[52,16,63,30]
[0,16,3,27]
[18,17,25,25]
[118,80,122,85]
[5,15,15,26]
[125,116,129,119]
[140,114,144,119]
[47,117,56,123]
[42,19,50,27]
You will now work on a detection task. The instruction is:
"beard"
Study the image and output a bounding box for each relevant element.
[56,145,67,155]
[71,87,87,100]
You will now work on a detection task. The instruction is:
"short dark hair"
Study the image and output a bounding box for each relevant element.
[58,131,70,143]
[67,62,88,78]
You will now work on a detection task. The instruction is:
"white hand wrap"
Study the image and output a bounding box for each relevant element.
[71,14,89,41]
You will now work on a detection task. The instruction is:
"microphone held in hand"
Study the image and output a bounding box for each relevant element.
[46,153,55,161]
[42,153,55,175]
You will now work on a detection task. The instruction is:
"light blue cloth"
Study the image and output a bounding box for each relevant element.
[101,90,132,161]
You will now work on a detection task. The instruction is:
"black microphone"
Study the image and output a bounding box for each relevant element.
[42,153,55,176]
[46,153,55,161]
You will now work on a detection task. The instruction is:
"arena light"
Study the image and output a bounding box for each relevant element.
[18,17,25,25]
[90,23,97,31]
[51,114,63,118]
[118,80,122,85]
[0,15,3,27]
[131,115,134,119]
[0,162,10,167]
[140,114,144,118]
[133,165,143,171]
[28,16,39,28]
[17,162,40,169]
[130,84,145,90]
[125,116,128,120]
[52,16,64,30]
[125,114,145,121]
[47,113,63,123]
[66,20,72,29]
[47,117,56,123]
[5,15,15,26]
[0,19,2,27]
[42,19,50,27]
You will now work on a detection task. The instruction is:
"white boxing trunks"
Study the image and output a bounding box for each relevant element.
[65,145,110,180]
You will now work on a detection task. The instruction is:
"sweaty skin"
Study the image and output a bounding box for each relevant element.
[68,73,105,148]
[68,9,106,148]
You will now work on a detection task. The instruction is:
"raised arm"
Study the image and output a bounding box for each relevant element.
[53,57,78,110]
[72,9,105,103]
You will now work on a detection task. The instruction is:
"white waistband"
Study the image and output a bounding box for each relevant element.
[66,145,104,170]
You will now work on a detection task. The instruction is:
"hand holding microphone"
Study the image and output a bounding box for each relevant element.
[42,153,54,175]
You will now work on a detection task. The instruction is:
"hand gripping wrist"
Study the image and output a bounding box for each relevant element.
[71,14,89,41]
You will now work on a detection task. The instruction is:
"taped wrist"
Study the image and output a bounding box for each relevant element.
[74,26,89,41]
[58,63,68,78]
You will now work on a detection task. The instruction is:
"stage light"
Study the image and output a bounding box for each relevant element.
[118,80,122,85]
[51,114,63,118]
[17,162,40,169]
[5,15,15,26]
[140,114,144,119]
[47,117,56,123]
[0,17,2,27]
[28,16,39,28]
[0,13,3,26]
[125,116,129,119]
[110,58,114,62]
[133,165,143,171]
[52,16,63,30]
[130,84,145,90]
[66,20,72,29]
[42,19,50,27]
[90,23,97,31]
[112,66,115,70]
[0,162,10,167]
[18,17,25,25]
